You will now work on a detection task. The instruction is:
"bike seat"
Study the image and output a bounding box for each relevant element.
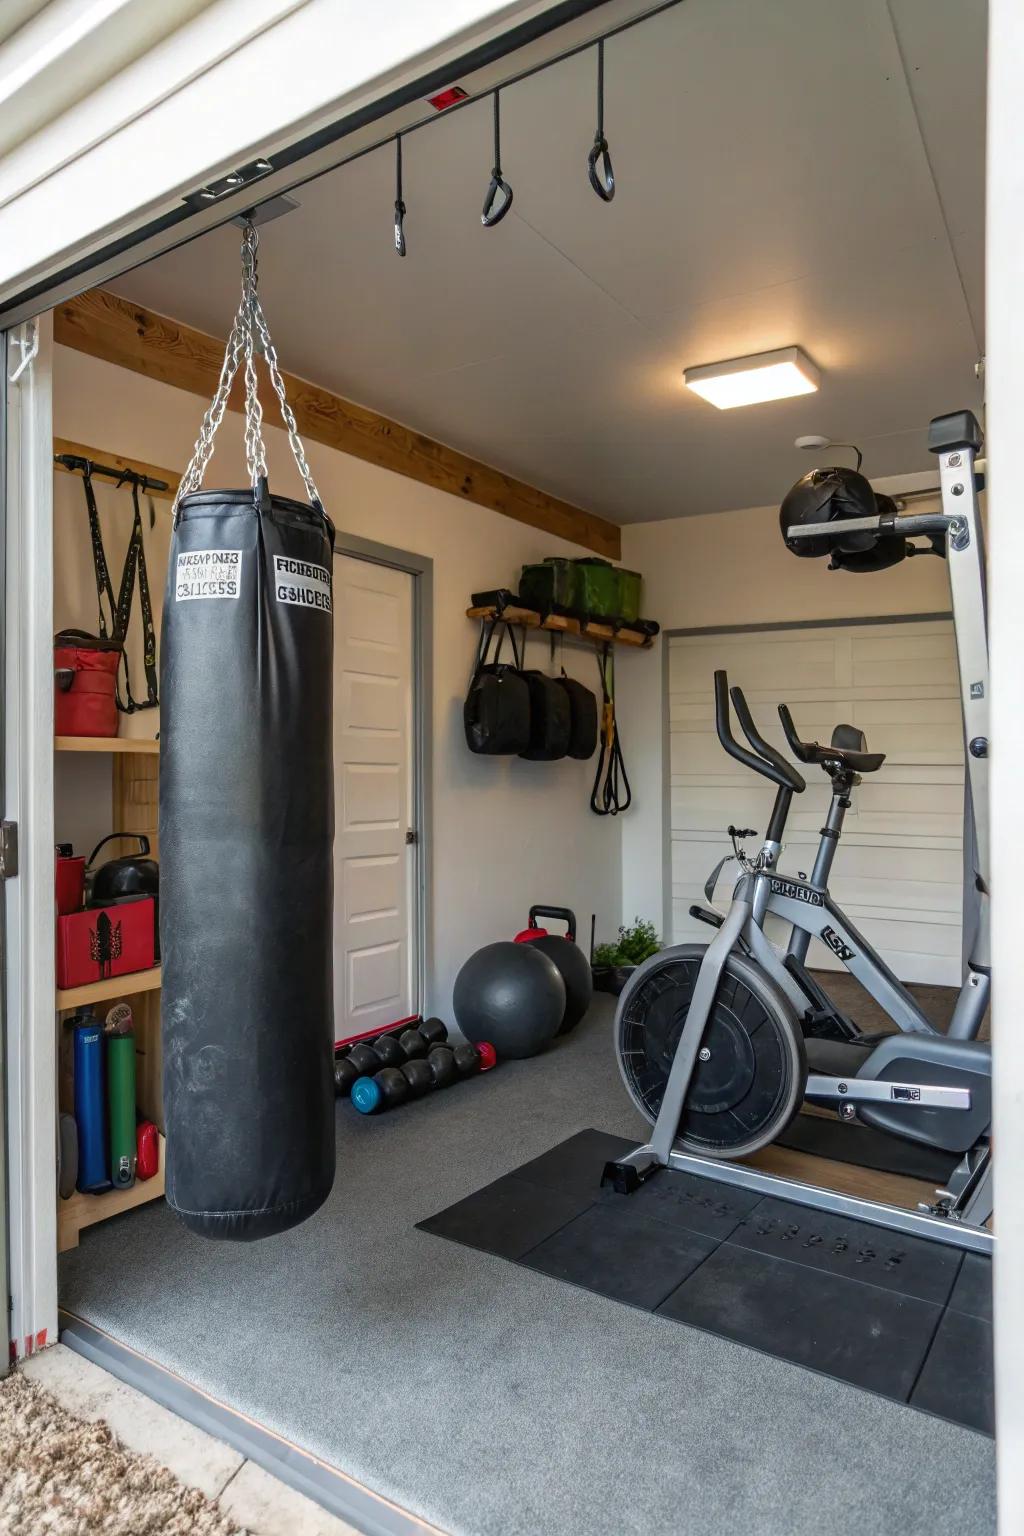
[779,704,886,775]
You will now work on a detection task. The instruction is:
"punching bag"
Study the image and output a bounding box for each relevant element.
[161,221,336,1240]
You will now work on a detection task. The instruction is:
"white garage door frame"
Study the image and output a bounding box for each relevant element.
[661,609,964,983]
[334,531,433,1026]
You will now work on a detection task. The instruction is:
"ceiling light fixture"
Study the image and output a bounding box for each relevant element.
[684,347,820,410]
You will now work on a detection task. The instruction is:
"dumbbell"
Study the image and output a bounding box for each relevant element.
[334,1030,415,1095]
[453,1041,497,1076]
[419,1017,449,1046]
[352,1057,434,1115]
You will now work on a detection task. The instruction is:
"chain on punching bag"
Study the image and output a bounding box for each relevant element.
[162,222,335,1240]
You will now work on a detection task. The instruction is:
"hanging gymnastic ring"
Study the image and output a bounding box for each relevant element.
[588,134,615,202]
[482,171,514,227]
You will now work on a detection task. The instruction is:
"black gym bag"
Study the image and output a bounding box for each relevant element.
[556,672,598,760]
[520,667,571,760]
[464,621,531,755]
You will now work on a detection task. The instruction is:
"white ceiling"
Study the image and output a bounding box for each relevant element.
[107,0,987,524]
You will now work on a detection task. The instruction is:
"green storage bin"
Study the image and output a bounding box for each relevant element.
[571,558,617,618]
[616,567,643,625]
[520,557,577,612]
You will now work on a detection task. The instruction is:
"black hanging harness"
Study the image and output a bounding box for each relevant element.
[76,461,159,712]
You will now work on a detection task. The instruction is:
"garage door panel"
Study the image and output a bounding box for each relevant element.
[670,636,837,691]
[668,619,963,984]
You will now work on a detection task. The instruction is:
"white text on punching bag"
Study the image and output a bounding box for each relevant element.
[273,555,332,613]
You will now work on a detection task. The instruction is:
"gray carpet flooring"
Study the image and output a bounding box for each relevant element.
[59,997,995,1536]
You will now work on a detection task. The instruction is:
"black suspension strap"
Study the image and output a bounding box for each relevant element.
[81,463,119,643]
[74,464,159,712]
[394,134,407,257]
[591,643,631,815]
[587,38,615,202]
[482,91,514,227]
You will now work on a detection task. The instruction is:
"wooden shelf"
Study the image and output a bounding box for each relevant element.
[467,603,655,649]
[57,967,161,1012]
[58,1135,165,1253]
[55,735,159,754]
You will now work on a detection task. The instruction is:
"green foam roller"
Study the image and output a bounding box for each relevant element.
[107,1033,137,1189]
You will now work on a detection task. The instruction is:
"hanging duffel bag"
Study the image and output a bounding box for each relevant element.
[53,630,122,737]
[464,621,531,755]
[556,672,598,760]
[520,667,571,760]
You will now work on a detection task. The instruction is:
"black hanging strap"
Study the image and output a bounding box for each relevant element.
[482,91,514,227]
[73,464,159,713]
[81,464,119,643]
[588,38,615,202]
[394,135,407,257]
[591,643,631,815]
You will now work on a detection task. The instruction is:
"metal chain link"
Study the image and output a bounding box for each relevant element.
[249,284,322,506]
[172,220,322,518]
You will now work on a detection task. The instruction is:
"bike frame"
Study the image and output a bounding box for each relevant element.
[747,870,991,1042]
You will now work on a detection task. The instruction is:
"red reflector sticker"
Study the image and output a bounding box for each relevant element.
[427,85,468,111]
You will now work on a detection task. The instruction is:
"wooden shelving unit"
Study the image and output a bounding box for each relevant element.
[55,728,164,1245]
[467,602,655,649]
[55,735,159,754]
[56,966,161,1012]
[58,1136,165,1253]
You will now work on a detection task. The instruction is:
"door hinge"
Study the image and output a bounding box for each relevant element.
[0,821,18,879]
[405,829,418,845]
[183,158,274,212]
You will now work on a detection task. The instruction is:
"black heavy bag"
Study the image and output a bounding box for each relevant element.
[161,222,335,1241]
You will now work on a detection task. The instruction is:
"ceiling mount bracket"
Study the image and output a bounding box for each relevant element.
[184,158,274,211]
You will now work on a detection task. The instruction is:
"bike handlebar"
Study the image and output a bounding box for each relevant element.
[714,671,805,793]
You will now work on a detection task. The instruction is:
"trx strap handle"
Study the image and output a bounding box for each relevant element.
[481,91,514,227]
[591,642,631,815]
[587,38,615,202]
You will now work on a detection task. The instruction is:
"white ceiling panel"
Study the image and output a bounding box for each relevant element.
[107,0,986,523]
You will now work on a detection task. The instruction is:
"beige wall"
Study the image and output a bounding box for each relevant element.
[617,495,953,931]
[53,344,623,1019]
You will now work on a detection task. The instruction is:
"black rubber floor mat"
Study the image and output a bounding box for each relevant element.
[775,1112,958,1182]
[658,1242,943,1401]
[417,1129,993,1435]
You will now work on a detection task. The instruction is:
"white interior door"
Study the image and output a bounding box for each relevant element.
[333,555,418,1041]
[668,620,965,985]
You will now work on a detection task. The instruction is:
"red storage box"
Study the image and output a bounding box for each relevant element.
[53,630,121,738]
[55,851,85,915]
[56,896,155,990]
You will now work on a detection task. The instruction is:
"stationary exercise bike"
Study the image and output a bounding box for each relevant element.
[605,410,993,1246]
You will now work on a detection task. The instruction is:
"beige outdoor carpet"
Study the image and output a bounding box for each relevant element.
[0,1370,243,1535]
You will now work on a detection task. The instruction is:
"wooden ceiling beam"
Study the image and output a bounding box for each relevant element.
[54,289,621,560]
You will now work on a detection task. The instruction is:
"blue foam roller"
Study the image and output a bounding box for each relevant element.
[73,1020,110,1192]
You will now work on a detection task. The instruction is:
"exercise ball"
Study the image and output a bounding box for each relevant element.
[524,936,593,1034]
[453,942,565,1060]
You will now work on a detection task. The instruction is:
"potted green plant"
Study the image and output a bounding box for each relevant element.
[592,917,661,995]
